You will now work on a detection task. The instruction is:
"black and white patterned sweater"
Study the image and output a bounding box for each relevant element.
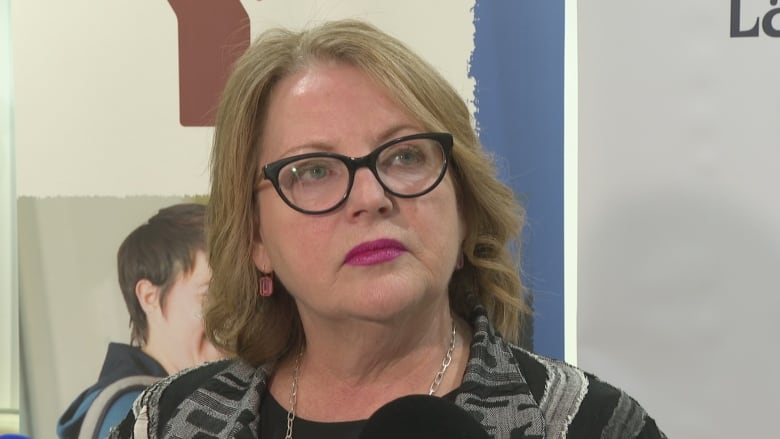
[110,304,666,439]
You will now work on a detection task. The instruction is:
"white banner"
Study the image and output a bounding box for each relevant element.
[578,1,780,437]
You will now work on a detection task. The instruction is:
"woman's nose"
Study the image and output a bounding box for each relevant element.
[345,167,393,216]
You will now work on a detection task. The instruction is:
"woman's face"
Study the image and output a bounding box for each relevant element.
[253,62,465,324]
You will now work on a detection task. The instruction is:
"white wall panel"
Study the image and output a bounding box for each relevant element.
[578,1,780,437]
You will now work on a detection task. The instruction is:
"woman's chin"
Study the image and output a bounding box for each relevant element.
[341,292,434,323]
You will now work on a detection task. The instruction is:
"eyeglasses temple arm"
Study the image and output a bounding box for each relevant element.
[255,168,266,190]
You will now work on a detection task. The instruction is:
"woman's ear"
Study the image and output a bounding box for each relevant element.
[135,279,161,315]
[252,213,272,273]
[252,240,272,273]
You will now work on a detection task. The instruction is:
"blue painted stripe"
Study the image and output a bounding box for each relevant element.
[471,0,566,359]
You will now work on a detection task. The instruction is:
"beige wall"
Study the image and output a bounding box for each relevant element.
[14,0,476,198]
[1,0,20,434]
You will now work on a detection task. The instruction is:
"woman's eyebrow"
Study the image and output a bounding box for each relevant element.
[272,141,337,160]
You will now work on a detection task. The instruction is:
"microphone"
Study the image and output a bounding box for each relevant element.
[359,394,490,439]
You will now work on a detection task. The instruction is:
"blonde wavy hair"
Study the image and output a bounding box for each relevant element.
[204,19,530,366]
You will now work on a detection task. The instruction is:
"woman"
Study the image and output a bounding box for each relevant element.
[111,20,665,438]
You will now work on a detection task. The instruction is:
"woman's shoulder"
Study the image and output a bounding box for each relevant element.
[506,346,666,439]
[153,359,254,423]
[109,359,266,438]
[566,371,667,438]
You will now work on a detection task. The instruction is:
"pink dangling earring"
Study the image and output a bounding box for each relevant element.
[259,272,274,297]
[455,252,464,270]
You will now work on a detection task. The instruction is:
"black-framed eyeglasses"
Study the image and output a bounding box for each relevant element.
[257,132,454,214]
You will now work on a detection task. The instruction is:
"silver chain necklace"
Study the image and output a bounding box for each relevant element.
[284,318,457,439]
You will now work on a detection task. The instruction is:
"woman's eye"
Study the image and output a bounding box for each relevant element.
[281,159,339,187]
[295,165,329,180]
[388,146,425,166]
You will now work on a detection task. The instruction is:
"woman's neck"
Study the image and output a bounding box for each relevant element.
[268,314,472,422]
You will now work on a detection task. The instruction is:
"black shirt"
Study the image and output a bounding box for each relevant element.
[260,388,461,439]
[260,391,366,439]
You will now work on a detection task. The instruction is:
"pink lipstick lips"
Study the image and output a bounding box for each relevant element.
[344,239,407,266]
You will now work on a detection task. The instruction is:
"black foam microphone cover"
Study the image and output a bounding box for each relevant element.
[359,394,490,439]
